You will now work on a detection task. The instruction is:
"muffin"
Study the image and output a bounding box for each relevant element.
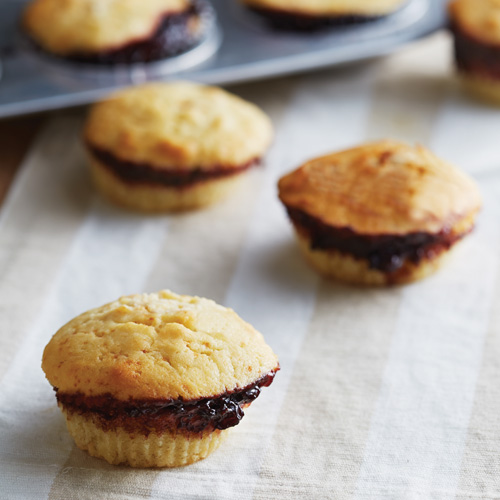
[241,0,407,31]
[41,290,279,468]
[84,82,273,212]
[278,140,481,285]
[22,0,212,64]
[449,0,500,103]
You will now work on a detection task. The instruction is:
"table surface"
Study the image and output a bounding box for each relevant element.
[0,114,44,205]
[3,32,500,500]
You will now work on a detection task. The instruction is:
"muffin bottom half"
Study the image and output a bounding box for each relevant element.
[27,0,212,65]
[452,23,500,104]
[294,231,455,286]
[91,158,249,213]
[62,408,228,468]
[460,73,500,105]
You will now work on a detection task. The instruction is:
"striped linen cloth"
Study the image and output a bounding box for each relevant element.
[1,33,500,499]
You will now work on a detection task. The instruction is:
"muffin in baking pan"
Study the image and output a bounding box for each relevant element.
[449,0,500,103]
[42,290,279,468]
[278,140,481,285]
[84,82,273,212]
[241,0,407,31]
[22,0,212,64]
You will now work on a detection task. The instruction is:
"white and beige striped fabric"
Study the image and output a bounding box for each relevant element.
[1,33,500,499]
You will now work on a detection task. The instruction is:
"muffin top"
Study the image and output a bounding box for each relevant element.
[242,0,406,17]
[42,290,279,401]
[278,140,481,235]
[85,82,273,170]
[449,0,500,45]
[23,0,189,56]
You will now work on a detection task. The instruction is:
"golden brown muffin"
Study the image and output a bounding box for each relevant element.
[42,290,279,468]
[84,82,273,212]
[449,0,500,104]
[22,0,211,64]
[241,0,406,30]
[278,140,482,285]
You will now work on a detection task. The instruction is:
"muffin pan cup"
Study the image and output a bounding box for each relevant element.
[0,0,447,118]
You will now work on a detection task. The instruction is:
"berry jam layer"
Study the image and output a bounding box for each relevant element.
[89,145,258,188]
[248,7,382,31]
[57,370,278,436]
[287,207,468,273]
[452,23,500,80]
[30,1,210,65]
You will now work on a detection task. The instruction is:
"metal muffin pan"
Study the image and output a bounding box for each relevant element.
[0,0,448,118]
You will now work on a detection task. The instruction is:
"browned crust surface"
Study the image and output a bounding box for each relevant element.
[84,82,273,171]
[449,0,500,46]
[278,140,481,236]
[22,0,189,55]
[42,291,279,401]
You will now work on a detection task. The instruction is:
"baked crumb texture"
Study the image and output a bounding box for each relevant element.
[42,290,279,467]
[278,140,482,285]
[84,82,273,212]
[449,0,500,103]
[23,0,209,63]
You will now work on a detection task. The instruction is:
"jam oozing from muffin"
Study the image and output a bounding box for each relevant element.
[287,207,470,273]
[30,1,209,64]
[89,145,260,188]
[56,370,278,435]
[248,6,382,31]
[451,22,500,80]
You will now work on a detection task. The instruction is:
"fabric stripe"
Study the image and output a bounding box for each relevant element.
[350,34,500,499]
[0,183,167,499]
[352,199,499,499]
[0,116,91,381]
[46,79,294,500]
[430,37,500,178]
[454,180,500,498]
[254,283,402,500]
[153,65,375,499]
[247,66,376,500]
[365,33,450,144]
[441,74,500,495]
[147,75,305,499]
[254,34,450,500]
[145,168,263,303]
[44,202,168,500]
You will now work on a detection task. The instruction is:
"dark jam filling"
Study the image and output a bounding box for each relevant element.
[287,207,468,274]
[56,370,278,436]
[89,145,259,188]
[30,0,210,65]
[248,7,383,31]
[452,22,500,80]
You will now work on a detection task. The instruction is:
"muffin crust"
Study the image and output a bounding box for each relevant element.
[42,290,279,466]
[85,82,273,171]
[42,290,279,401]
[449,0,500,46]
[449,0,500,99]
[278,141,481,284]
[23,0,194,58]
[85,82,272,211]
[279,141,480,236]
